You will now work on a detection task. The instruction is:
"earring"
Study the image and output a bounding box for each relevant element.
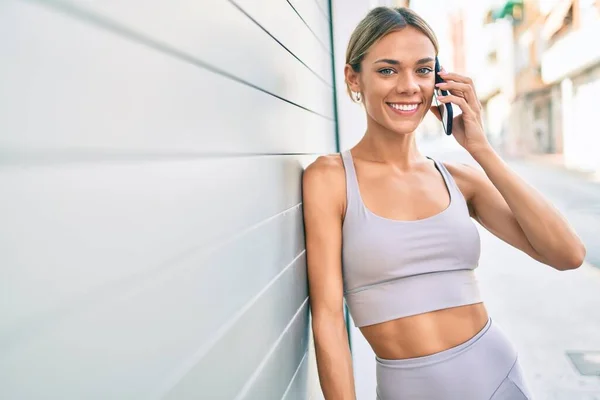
[354,92,361,102]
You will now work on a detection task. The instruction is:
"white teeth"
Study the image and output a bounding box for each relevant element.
[390,103,418,111]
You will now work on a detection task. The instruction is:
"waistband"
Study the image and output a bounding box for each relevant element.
[375,317,493,369]
[345,269,482,327]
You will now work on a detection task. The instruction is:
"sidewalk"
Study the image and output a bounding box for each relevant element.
[477,228,600,400]
[520,153,600,184]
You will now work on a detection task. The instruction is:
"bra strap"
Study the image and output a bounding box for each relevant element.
[429,158,464,201]
[340,150,361,213]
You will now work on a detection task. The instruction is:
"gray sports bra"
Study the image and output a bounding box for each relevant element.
[341,150,482,327]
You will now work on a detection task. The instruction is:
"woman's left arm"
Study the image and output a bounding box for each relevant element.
[435,70,586,271]
[468,147,585,271]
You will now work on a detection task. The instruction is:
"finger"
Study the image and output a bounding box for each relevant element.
[437,94,473,116]
[438,71,473,85]
[436,81,476,106]
[438,72,480,106]
[446,89,466,99]
[438,86,466,99]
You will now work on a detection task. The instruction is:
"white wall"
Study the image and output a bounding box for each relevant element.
[332,0,371,151]
[0,0,336,398]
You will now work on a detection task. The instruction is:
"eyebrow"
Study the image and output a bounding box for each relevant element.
[374,57,435,65]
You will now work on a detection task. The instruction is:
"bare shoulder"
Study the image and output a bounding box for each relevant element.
[302,154,346,213]
[303,154,345,189]
[440,161,489,201]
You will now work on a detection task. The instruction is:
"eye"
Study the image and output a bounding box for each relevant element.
[417,67,433,75]
[378,68,395,76]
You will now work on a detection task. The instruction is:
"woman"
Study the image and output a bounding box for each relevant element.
[302,6,585,400]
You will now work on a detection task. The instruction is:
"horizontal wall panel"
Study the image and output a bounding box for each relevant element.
[164,255,308,399]
[197,208,305,360]
[0,155,304,343]
[4,0,332,119]
[0,1,335,155]
[238,304,310,400]
[288,0,331,51]
[282,351,310,400]
[231,0,332,84]
[314,0,330,19]
[1,0,335,398]
[0,213,305,400]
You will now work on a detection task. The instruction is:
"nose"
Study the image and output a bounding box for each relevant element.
[395,72,420,95]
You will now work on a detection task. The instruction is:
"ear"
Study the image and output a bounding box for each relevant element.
[344,64,361,93]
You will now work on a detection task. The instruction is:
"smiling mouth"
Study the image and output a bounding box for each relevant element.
[387,102,421,114]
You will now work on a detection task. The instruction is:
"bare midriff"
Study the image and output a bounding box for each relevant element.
[360,303,489,360]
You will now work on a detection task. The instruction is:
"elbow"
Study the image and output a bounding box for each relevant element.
[554,243,586,271]
[311,311,348,341]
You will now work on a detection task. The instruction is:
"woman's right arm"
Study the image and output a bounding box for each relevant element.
[302,156,356,400]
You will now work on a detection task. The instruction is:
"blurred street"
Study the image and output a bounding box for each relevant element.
[351,138,600,400]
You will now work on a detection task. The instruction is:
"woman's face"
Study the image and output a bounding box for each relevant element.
[346,26,437,135]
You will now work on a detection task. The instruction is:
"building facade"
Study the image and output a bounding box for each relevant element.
[540,0,600,172]
[478,0,600,173]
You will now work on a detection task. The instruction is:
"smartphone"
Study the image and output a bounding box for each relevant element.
[434,57,453,136]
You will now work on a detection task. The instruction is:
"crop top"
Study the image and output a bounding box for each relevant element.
[341,150,482,327]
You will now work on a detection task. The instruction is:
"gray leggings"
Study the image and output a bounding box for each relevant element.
[375,318,533,399]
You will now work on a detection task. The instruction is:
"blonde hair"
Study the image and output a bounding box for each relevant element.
[345,7,440,99]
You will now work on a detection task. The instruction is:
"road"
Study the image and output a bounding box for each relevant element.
[350,139,600,400]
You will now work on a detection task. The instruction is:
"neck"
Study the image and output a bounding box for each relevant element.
[354,118,425,170]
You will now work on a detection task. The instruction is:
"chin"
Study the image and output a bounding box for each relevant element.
[368,107,425,135]
[381,119,421,135]
[376,108,425,135]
